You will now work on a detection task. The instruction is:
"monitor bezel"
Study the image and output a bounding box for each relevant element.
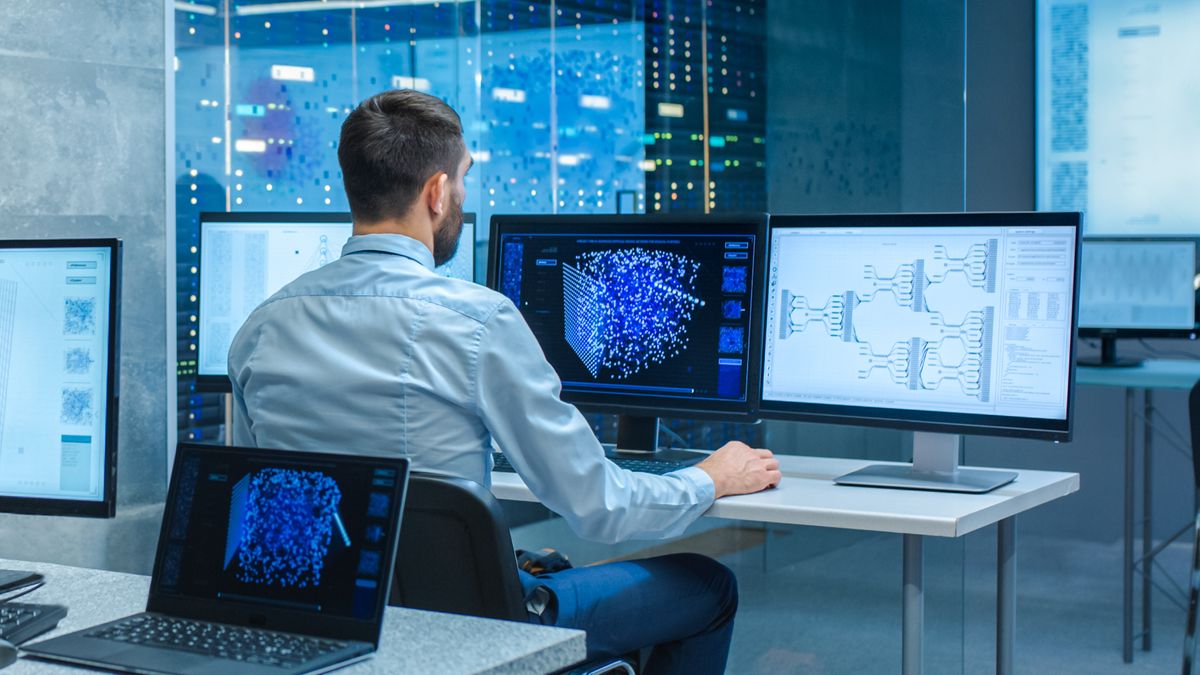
[756,211,1082,442]
[0,238,121,518]
[194,212,478,392]
[487,213,769,422]
[1076,235,1198,338]
[148,443,409,647]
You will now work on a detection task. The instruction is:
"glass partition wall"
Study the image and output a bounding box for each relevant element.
[174,2,968,672]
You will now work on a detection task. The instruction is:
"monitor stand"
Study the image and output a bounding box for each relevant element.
[605,415,708,464]
[1077,335,1142,368]
[834,432,1018,494]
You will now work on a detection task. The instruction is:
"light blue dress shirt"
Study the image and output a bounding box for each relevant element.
[228,233,715,543]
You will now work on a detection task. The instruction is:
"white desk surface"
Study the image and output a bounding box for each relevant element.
[2,559,584,675]
[492,455,1079,539]
[1077,358,1200,390]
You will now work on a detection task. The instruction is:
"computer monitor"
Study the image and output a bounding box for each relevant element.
[196,212,477,390]
[759,212,1081,492]
[1077,238,1197,368]
[488,214,767,456]
[0,239,121,518]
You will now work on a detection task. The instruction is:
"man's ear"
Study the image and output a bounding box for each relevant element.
[426,172,449,216]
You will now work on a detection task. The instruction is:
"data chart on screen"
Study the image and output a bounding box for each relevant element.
[1078,240,1195,330]
[762,225,1077,420]
[0,246,112,502]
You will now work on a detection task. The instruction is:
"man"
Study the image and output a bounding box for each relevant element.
[229,89,782,674]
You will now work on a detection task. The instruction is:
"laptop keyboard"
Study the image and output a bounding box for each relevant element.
[0,602,67,645]
[492,452,690,475]
[86,615,348,668]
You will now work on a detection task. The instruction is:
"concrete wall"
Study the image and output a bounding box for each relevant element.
[0,0,169,573]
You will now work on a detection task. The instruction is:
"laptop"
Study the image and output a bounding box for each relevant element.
[24,443,409,674]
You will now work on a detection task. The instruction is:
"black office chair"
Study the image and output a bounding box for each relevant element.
[1184,383,1200,674]
[391,472,635,675]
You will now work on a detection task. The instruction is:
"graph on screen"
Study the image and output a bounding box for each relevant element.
[762,226,1077,420]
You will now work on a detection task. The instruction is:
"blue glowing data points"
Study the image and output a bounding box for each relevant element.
[226,468,346,589]
[722,266,748,294]
[722,300,745,320]
[63,297,97,336]
[562,247,705,380]
[719,326,745,354]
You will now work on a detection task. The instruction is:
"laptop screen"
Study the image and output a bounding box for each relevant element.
[151,445,408,638]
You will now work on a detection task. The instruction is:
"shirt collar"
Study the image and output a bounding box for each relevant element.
[342,233,436,271]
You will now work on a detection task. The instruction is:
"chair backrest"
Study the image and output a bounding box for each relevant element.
[390,472,528,622]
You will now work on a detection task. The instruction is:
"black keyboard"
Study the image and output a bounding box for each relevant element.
[86,614,348,668]
[0,602,68,645]
[492,452,690,475]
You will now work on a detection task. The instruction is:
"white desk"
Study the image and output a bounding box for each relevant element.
[494,454,1079,675]
[1077,359,1200,662]
[2,559,585,675]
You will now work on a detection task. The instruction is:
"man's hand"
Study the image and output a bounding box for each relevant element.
[695,441,782,499]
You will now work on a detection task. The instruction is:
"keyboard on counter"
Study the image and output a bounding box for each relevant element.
[84,614,349,668]
[492,452,692,476]
[0,602,67,645]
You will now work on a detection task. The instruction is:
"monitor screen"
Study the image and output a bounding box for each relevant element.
[0,239,120,517]
[489,215,766,418]
[760,213,1080,440]
[150,445,407,638]
[1078,239,1196,332]
[1036,0,1200,235]
[197,213,476,382]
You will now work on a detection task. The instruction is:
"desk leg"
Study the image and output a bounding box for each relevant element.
[903,534,923,675]
[1124,387,1135,663]
[1143,388,1153,651]
[998,517,1017,675]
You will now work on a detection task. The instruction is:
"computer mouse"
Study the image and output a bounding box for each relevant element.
[0,639,15,669]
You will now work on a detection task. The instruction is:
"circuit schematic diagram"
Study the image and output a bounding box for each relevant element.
[775,239,998,401]
[224,468,349,589]
[562,247,705,379]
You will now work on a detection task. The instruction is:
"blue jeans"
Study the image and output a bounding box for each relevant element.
[519,553,738,674]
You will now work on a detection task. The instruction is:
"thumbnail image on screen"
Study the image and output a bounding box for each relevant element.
[155,452,403,621]
[0,245,113,504]
[198,215,475,377]
[497,230,757,406]
[1078,239,1195,330]
[762,224,1078,422]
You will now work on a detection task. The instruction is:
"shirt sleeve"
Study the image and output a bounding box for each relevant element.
[474,299,715,544]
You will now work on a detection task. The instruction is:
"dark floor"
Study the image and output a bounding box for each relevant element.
[513,517,1191,673]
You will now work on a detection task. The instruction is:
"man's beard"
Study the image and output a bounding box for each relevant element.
[432,194,464,267]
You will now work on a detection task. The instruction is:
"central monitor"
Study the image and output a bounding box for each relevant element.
[1077,238,1197,368]
[196,212,477,390]
[760,212,1081,492]
[488,214,767,456]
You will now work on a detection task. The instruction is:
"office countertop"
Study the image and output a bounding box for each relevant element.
[1,558,584,675]
[492,454,1080,538]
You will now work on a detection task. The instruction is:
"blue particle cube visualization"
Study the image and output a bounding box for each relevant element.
[225,469,345,589]
[722,300,744,320]
[562,247,705,380]
[722,267,748,294]
[719,326,746,354]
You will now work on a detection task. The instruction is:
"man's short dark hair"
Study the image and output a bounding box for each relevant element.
[338,89,465,223]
